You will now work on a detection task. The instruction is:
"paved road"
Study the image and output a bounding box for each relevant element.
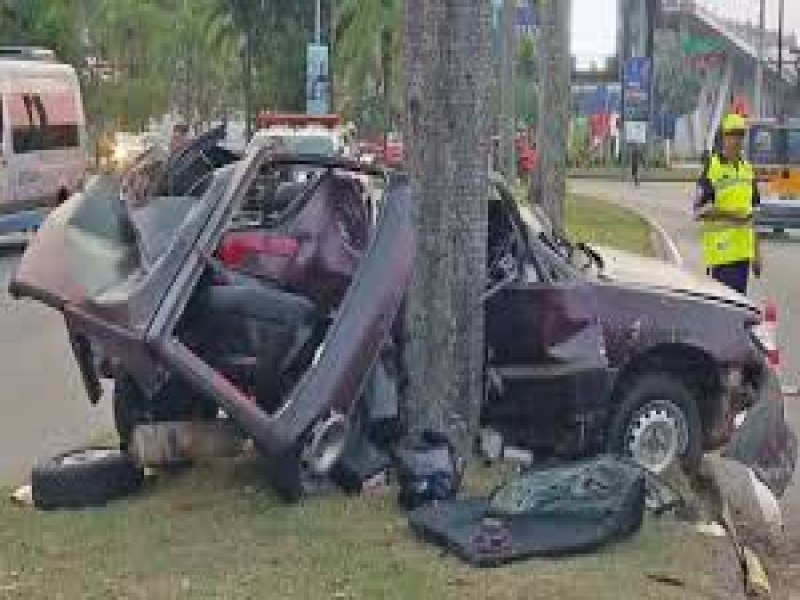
[570,179,800,547]
[0,246,111,485]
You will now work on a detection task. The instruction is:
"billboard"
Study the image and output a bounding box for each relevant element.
[307,43,330,115]
[623,56,652,123]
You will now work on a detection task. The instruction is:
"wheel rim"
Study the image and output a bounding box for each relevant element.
[59,448,117,467]
[625,399,689,474]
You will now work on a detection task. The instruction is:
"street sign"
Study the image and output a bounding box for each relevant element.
[306,44,330,115]
[681,36,726,56]
[625,121,647,144]
[623,57,652,122]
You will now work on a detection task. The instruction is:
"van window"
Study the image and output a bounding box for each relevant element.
[786,129,800,165]
[749,126,780,165]
[7,91,80,153]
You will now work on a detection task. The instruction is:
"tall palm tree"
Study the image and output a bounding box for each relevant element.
[335,0,402,132]
[0,0,82,64]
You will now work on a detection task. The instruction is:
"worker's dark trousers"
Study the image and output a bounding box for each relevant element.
[709,260,750,295]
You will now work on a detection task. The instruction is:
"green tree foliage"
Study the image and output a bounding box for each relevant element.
[0,0,82,64]
[654,29,702,117]
[335,0,403,132]
[515,35,538,125]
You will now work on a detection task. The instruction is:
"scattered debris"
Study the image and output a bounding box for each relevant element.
[395,430,464,511]
[10,484,33,507]
[694,521,728,538]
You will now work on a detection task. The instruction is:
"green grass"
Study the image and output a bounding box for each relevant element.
[567,193,655,257]
[0,460,723,599]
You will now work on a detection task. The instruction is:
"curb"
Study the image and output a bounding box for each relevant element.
[569,171,696,183]
[646,214,684,267]
[619,202,684,267]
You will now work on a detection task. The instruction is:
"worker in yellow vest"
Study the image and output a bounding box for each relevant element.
[694,113,761,294]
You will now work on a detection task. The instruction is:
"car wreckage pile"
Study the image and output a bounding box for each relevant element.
[9,127,797,568]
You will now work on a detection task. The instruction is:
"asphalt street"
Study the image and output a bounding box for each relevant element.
[0,246,112,484]
[570,178,800,549]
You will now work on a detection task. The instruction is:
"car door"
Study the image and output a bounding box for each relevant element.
[483,197,611,456]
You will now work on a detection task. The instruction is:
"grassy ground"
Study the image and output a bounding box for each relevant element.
[0,459,724,600]
[566,193,655,257]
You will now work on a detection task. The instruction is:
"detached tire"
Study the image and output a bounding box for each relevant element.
[31,447,144,510]
[609,373,703,474]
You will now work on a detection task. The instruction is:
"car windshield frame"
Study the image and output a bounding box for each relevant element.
[489,174,584,283]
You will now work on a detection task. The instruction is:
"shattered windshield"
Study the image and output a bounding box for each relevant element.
[518,203,602,272]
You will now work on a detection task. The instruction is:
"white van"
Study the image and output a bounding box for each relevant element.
[0,48,88,236]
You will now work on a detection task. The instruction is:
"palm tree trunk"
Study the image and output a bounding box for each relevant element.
[533,0,570,230]
[403,0,491,457]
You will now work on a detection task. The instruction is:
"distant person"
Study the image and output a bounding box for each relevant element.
[170,122,190,153]
[694,113,761,295]
[631,145,642,186]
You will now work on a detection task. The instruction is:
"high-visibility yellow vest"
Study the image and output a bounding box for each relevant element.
[702,154,756,266]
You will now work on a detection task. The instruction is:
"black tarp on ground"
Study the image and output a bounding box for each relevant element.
[408,456,646,568]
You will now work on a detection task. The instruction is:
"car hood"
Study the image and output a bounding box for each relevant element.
[593,245,758,313]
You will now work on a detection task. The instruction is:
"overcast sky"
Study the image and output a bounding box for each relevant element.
[572,0,800,67]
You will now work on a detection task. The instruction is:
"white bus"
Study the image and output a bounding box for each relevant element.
[0,47,88,237]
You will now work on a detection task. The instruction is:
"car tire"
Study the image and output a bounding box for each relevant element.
[31,447,144,510]
[609,372,703,474]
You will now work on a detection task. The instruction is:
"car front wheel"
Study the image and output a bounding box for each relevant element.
[609,372,703,474]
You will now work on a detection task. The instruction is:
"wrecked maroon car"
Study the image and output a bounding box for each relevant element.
[9,127,795,504]
[10,127,411,500]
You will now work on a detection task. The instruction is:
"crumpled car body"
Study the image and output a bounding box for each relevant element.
[9,128,795,499]
[10,127,413,499]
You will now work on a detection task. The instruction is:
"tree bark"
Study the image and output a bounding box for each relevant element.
[532,0,570,230]
[403,0,491,457]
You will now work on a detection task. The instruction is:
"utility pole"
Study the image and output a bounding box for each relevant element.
[244,26,254,141]
[315,0,322,44]
[499,0,516,180]
[755,0,765,118]
[534,0,571,230]
[778,0,785,118]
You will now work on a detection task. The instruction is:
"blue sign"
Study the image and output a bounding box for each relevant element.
[307,44,330,115]
[653,113,677,141]
[623,57,652,122]
[491,0,537,57]
[577,84,621,116]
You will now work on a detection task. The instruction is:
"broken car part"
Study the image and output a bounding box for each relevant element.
[31,447,144,510]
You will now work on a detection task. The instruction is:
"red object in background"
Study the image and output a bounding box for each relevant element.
[732,95,752,118]
[383,139,404,167]
[514,132,537,175]
[590,112,612,140]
